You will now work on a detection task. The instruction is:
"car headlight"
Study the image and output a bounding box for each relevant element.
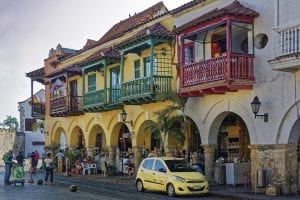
[172,175,185,183]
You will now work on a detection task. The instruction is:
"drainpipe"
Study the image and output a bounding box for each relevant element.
[275,0,279,27]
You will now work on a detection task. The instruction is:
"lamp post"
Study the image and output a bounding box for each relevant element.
[250,96,268,122]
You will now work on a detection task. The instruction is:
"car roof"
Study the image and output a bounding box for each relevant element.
[145,157,185,161]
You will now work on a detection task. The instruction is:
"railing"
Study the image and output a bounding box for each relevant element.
[182,54,253,87]
[31,103,45,118]
[275,23,300,57]
[122,75,172,98]
[83,90,104,107]
[50,96,82,114]
[107,88,121,103]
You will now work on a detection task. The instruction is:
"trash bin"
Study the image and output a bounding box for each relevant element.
[257,169,266,187]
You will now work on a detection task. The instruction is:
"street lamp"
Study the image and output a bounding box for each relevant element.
[40,124,49,135]
[250,96,268,122]
[120,109,133,126]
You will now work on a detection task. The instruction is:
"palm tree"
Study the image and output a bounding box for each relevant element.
[3,115,19,132]
[144,91,188,156]
[155,91,191,159]
[144,109,185,155]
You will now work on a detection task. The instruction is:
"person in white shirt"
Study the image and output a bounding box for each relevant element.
[55,150,64,173]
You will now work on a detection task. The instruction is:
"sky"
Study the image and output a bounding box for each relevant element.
[0,0,189,123]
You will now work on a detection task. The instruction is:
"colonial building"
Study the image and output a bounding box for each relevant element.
[25,0,300,195]
[18,89,45,157]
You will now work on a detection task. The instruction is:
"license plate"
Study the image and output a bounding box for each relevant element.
[194,186,201,190]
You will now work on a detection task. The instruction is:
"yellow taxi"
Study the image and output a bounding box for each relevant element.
[135,157,209,197]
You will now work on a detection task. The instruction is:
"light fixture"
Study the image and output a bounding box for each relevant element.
[250,96,268,122]
[161,47,166,56]
[120,109,133,126]
[40,124,49,135]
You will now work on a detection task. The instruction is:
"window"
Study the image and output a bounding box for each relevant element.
[25,118,36,131]
[32,141,45,145]
[231,22,254,54]
[111,68,120,89]
[144,56,157,77]
[154,160,165,172]
[142,159,154,170]
[88,74,96,92]
[134,60,140,79]
[184,43,194,65]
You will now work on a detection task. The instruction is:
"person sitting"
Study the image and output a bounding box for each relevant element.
[75,159,82,175]
[16,151,24,166]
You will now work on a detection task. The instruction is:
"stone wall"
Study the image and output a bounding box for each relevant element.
[0,129,15,166]
[249,144,298,195]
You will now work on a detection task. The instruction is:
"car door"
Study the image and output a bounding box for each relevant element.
[139,159,154,189]
[151,159,168,191]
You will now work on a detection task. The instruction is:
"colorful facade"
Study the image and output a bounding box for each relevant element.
[26,0,300,195]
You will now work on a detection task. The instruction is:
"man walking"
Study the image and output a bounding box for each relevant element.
[2,150,13,186]
[55,150,64,173]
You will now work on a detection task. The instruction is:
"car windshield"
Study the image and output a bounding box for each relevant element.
[165,160,196,172]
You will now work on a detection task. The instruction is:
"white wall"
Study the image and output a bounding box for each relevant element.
[18,89,45,157]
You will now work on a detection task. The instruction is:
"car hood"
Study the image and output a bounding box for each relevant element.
[170,172,207,180]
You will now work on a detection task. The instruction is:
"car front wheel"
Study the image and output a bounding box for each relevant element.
[166,183,176,197]
[136,180,144,192]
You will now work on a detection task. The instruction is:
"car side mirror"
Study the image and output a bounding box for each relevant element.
[158,168,166,173]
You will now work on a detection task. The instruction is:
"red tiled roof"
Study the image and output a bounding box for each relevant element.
[170,0,206,15]
[97,2,168,45]
[174,1,259,33]
[26,67,45,84]
[118,23,173,48]
[82,47,120,64]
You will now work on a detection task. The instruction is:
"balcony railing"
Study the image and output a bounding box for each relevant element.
[121,75,172,101]
[83,90,104,107]
[50,95,82,116]
[182,54,254,87]
[31,103,45,119]
[82,88,121,108]
[275,23,300,57]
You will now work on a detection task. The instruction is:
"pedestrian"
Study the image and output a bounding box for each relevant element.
[2,150,13,186]
[55,149,64,173]
[16,151,24,166]
[44,152,54,185]
[30,152,35,174]
[34,150,40,170]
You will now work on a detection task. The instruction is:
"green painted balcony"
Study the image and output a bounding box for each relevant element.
[121,75,172,104]
[82,88,122,112]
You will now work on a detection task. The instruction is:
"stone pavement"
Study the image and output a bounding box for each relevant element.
[1,167,300,200]
[54,172,300,200]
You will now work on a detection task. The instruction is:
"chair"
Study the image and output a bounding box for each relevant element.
[81,163,90,175]
[89,163,97,174]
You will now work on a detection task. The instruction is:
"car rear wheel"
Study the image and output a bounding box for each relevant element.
[167,183,176,197]
[136,180,144,192]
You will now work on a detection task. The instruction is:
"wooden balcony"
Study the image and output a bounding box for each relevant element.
[50,96,83,117]
[82,88,122,112]
[180,54,254,96]
[268,22,300,71]
[31,103,45,119]
[121,75,172,104]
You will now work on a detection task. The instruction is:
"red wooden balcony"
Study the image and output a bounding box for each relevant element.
[180,54,254,96]
[50,95,83,117]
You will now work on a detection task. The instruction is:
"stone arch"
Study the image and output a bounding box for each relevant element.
[69,125,85,148]
[52,126,67,148]
[206,99,256,144]
[277,102,300,144]
[135,120,154,150]
[86,124,106,149]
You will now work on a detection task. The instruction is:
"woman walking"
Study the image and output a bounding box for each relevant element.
[44,152,54,185]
